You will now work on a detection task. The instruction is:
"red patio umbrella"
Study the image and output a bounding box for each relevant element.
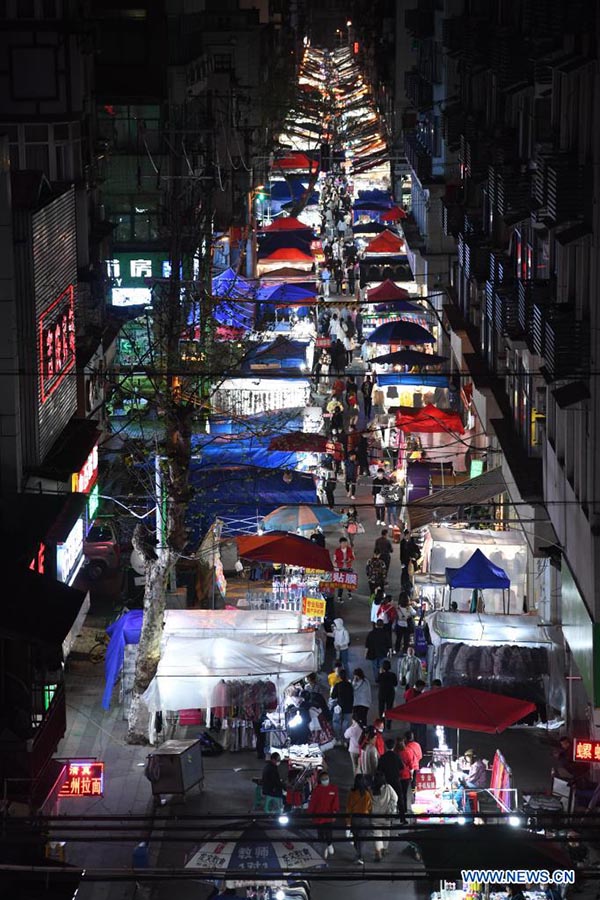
[236,532,333,571]
[381,206,408,222]
[396,403,465,434]
[366,279,411,303]
[268,432,330,453]
[386,685,536,733]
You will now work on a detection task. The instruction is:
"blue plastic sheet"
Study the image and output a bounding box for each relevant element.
[191,434,299,470]
[102,609,143,709]
[376,373,449,388]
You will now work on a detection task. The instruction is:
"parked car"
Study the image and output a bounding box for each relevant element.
[83,520,121,581]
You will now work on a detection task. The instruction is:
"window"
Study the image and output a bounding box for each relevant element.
[130,259,152,278]
[213,54,232,73]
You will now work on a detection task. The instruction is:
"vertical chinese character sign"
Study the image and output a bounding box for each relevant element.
[38,285,76,403]
[59,761,105,798]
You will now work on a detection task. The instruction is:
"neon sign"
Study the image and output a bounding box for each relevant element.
[56,517,84,584]
[38,285,76,403]
[573,739,600,763]
[87,483,100,523]
[59,761,104,798]
[28,541,46,575]
[71,444,98,494]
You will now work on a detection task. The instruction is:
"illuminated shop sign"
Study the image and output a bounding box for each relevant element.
[39,285,76,404]
[56,517,84,584]
[71,445,98,494]
[29,542,46,575]
[573,738,600,763]
[59,761,104,798]
[87,483,100,523]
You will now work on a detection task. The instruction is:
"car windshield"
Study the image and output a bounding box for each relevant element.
[86,525,114,542]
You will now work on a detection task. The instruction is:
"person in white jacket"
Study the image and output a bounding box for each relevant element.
[330,617,350,669]
[371,771,399,861]
[344,718,363,775]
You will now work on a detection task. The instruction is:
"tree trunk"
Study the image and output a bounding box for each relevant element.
[127,539,174,744]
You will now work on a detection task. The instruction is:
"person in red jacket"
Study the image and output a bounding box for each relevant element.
[333,536,355,603]
[307,771,340,858]
[393,738,413,813]
[372,718,386,757]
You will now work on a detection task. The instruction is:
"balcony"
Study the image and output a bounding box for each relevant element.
[532,153,586,226]
[404,69,433,111]
[404,132,432,184]
[532,305,590,381]
[488,164,531,217]
[441,101,465,152]
[518,280,552,351]
[460,133,494,181]
[458,234,489,282]
[441,197,463,237]
[485,280,520,339]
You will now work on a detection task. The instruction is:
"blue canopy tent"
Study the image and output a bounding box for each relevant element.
[187,267,255,330]
[187,465,318,540]
[446,549,512,614]
[357,189,394,204]
[376,373,449,388]
[255,283,316,325]
[209,408,305,436]
[241,337,308,372]
[102,609,142,709]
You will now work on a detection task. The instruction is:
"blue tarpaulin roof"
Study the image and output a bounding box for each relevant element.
[357,189,394,203]
[191,434,299,470]
[187,267,255,329]
[376,373,449,388]
[241,337,308,371]
[102,609,143,709]
[270,179,319,203]
[446,549,511,590]
[209,409,304,435]
[187,465,318,541]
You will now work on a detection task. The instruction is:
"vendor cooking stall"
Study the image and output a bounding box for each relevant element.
[386,685,536,815]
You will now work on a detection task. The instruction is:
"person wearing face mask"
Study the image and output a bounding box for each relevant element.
[307,770,340,859]
[351,668,372,726]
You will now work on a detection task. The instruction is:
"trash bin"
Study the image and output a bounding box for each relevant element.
[144,738,204,799]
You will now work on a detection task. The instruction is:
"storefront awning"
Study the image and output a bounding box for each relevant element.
[408,466,507,530]
[1,568,86,652]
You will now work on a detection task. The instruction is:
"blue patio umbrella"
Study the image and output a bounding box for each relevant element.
[370,348,448,366]
[261,504,344,532]
[185,822,326,874]
[367,320,436,345]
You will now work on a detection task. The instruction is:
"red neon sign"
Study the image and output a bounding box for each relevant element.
[38,285,76,404]
[71,444,98,494]
[59,761,104,797]
[28,542,46,575]
[573,739,600,763]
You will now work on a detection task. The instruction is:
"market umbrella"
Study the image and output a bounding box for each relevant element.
[367,320,436,345]
[268,432,330,453]
[237,532,333,571]
[386,686,536,733]
[185,821,326,874]
[381,206,408,222]
[400,825,570,877]
[366,280,411,302]
[262,505,344,533]
[370,349,447,366]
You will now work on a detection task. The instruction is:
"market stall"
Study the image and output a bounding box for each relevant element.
[426,610,566,722]
[421,527,528,615]
[446,549,511,613]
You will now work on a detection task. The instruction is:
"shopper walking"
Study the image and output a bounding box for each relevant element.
[307,771,340,859]
[351,668,372,725]
[395,595,417,655]
[345,717,363,775]
[371,772,399,861]
[393,738,413,814]
[357,728,380,780]
[376,659,398,722]
[361,374,374,420]
[378,738,406,820]
[331,669,354,743]
[345,774,372,865]
[333,537,355,603]
[398,646,424,688]
[365,621,392,682]
[404,730,423,784]
[320,265,331,298]
[374,528,393,573]
[329,617,350,670]
[345,505,360,547]
[344,453,358,499]
[372,467,390,526]
[366,549,387,595]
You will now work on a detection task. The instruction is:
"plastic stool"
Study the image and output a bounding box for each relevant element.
[264,795,284,813]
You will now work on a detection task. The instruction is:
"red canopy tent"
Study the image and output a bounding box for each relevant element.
[396,403,465,434]
[386,685,536,734]
[236,532,333,571]
[366,279,411,303]
[260,248,314,263]
[273,152,319,174]
[364,229,405,254]
[259,217,312,233]
[381,206,408,222]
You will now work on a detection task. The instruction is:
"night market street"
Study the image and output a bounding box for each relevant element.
[2,3,600,900]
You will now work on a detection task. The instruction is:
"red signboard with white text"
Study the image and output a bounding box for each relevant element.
[59,761,104,798]
[39,285,76,403]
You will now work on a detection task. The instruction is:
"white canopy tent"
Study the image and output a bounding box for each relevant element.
[422,526,527,614]
[162,608,303,636]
